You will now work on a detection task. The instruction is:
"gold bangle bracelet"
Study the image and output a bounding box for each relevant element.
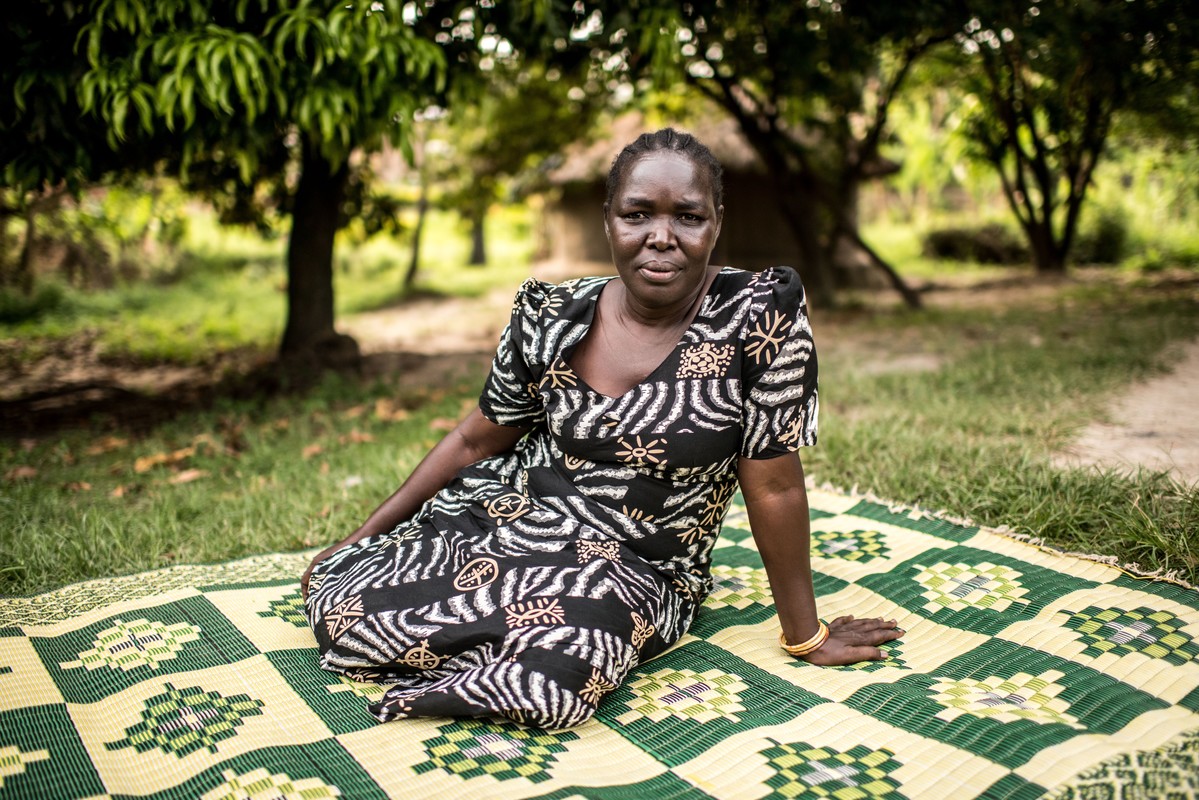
[779,621,829,657]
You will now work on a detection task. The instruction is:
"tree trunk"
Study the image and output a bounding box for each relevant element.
[405,179,429,289]
[15,204,37,296]
[1028,223,1066,273]
[468,206,486,267]
[772,185,835,307]
[280,141,358,366]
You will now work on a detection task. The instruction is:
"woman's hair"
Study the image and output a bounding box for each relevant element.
[605,128,724,209]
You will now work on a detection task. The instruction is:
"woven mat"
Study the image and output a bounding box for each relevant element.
[2,488,1198,800]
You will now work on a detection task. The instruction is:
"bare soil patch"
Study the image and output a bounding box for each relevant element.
[1052,337,1199,486]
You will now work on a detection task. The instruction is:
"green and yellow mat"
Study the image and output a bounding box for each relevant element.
[2,488,1198,799]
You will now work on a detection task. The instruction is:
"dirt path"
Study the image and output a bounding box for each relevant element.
[1052,337,1199,486]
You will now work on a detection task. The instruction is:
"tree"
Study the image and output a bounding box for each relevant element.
[585,1,956,308]
[4,1,463,363]
[434,58,608,268]
[956,0,1197,272]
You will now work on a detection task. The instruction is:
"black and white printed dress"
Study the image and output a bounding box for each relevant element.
[306,266,818,728]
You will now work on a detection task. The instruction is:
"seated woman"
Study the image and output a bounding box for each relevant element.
[303,128,902,729]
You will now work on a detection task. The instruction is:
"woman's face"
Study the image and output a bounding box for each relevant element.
[604,152,723,309]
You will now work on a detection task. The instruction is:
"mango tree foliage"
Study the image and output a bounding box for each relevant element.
[956,0,1197,273]
[584,0,957,307]
[4,0,450,361]
[436,58,608,266]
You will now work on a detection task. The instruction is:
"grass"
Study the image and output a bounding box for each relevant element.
[2,225,1198,594]
[809,275,1199,584]
[1,373,488,595]
[0,205,535,365]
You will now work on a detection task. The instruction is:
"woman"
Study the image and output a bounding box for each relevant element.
[303,128,902,729]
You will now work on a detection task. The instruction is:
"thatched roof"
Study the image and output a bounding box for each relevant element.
[547,110,900,185]
[547,112,766,185]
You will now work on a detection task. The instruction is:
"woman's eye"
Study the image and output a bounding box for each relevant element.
[679,214,701,222]
[623,211,647,220]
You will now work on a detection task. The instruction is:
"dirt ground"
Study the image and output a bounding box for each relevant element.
[4,265,1197,487]
[1051,337,1199,486]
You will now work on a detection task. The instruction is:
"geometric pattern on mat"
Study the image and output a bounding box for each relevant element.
[1,488,1197,799]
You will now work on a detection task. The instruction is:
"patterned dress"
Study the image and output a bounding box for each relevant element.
[305,266,818,728]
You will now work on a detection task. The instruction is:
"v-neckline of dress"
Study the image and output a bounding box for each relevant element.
[561,268,727,402]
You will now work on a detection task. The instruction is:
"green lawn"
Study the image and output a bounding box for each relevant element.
[1,205,535,364]
[2,228,1197,594]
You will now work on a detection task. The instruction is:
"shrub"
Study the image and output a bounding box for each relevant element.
[921,223,1029,265]
[1073,210,1129,265]
[0,282,68,324]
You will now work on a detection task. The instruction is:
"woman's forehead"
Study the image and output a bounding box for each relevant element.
[614,152,714,203]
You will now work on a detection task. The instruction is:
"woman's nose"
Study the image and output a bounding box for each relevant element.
[646,219,675,250]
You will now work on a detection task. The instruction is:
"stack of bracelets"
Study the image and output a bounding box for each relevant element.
[778,621,829,659]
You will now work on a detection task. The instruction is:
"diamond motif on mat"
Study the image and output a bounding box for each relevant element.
[1044,728,1199,800]
[104,682,265,757]
[258,590,309,628]
[758,740,907,799]
[705,565,773,610]
[58,618,201,672]
[616,667,748,724]
[324,595,365,641]
[413,719,579,783]
[200,767,341,800]
[1061,605,1199,664]
[0,745,50,789]
[913,561,1030,613]
[813,529,889,562]
[929,670,1084,728]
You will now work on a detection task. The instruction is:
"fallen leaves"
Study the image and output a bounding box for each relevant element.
[429,417,457,432]
[374,398,410,422]
[341,404,367,420]
[65,481,92,492]
[339,429,374,444]
[85,436,129,456]
[134,446,196,473]
[168,469,208,485]
[4,466,38,481]
[303,443,324,459]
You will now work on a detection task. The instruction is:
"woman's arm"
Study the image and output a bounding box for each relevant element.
[737,452,903,664]
[301,407,530,597]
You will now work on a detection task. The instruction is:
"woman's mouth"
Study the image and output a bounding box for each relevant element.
[638,262,678,282]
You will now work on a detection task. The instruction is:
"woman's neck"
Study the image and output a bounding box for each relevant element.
[612,265,717,332]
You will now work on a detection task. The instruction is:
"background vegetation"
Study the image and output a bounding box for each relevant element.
[2,0,1197,594]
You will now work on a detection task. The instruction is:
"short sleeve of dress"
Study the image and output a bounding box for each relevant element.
[739,266,819,458]
[478,278,551,427]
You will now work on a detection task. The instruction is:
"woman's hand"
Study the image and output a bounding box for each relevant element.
[300,542,347,601]
[798,615,904,666]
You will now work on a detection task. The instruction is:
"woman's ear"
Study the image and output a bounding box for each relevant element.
[714,205,724,240]
[603,203,611,239]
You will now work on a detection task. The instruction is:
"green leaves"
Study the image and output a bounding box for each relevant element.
[60,0,451,186]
